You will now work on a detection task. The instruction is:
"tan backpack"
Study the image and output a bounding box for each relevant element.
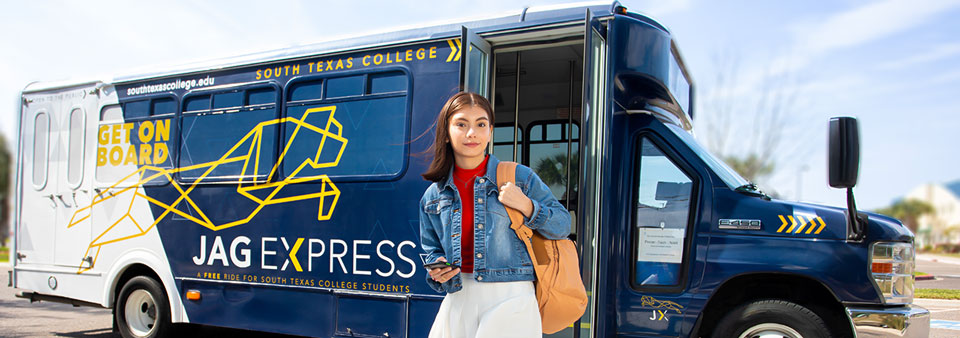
[496,161,589,334]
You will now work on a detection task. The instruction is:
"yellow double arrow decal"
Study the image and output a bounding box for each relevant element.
[776,215,827,235]
[446,39,461,62]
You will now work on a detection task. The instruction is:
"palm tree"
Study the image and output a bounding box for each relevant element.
[874,199,934,234]
[534,151,578,200]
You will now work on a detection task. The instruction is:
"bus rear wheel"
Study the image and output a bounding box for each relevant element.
[713,299,831,338]
[116,276,172,338]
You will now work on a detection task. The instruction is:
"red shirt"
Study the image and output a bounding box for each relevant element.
[452,155,489,273]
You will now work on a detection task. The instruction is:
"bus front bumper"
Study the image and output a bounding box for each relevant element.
[846,305,929,338]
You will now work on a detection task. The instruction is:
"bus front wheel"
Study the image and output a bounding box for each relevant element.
[713,299,831,338]
[116,276,172,338]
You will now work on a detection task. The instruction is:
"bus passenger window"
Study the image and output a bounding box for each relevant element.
[123,100,150,119]
[368,72,407,94]
[96,97,178,186]
[248,88,277,106]
[492,124,522,163]
[32,112,49,188]
[67,108,85,187]
[527,121,578,202]
[633,137,692,287]
[289,80,323,102]
[152,98,177,116]
[283,71,409,181]
[213,91,243,109]
[184,95,210,112]
[326,75,364,98]
[179,86,279,183]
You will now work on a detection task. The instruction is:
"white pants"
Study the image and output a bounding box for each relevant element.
[429,274,542,338]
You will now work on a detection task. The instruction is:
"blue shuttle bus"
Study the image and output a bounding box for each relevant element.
[12,2,929,337]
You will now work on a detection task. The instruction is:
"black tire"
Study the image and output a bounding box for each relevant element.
[713,299,831,338]
[116,276,172,338]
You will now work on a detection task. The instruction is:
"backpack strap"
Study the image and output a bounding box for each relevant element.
[496,161,539,268]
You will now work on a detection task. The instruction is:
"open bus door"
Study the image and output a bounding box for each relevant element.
[461,26,493,97]
[577,8,607,338]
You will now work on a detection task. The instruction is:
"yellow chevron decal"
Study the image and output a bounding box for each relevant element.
[777,215,789,233]
[795,215,808,234]
[815,217,827,234]
[785,215,799,233]
[446,39,461,62]
[775,214,828,236]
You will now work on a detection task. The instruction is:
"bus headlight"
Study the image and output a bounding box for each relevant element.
[870,242,915,305]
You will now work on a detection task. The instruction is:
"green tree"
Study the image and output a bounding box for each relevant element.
[698,50,809,193]
[722,154,775,184]
[874,199,935,234]
[534,151,578,200]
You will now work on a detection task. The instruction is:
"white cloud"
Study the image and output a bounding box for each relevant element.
[878,42,960,70]
[767,0,960,77]
[792,0,960,55]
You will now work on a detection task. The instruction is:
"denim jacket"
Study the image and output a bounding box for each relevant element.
[419,154,571,293]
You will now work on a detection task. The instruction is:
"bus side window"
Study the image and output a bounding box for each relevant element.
[492,123,522,163]
[633,137,693,287]
[527,121,578,202]
[282,70,409,181]
[178,86,279,183]
[66,108,85,188]
[32,112,50,188]
[95,97,177,187]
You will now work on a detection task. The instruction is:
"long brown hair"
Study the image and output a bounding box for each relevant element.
[421,92,494,182]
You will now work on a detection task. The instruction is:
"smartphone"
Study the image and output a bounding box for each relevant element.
[423,261,460,270]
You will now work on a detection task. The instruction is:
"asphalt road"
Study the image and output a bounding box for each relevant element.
[0,264,300,338]
[2,263,958,337]
[917,254,960,290]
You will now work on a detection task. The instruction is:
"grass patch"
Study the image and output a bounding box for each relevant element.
[0,246,7,263]
[916,288,960,300]
[915,271,929,276]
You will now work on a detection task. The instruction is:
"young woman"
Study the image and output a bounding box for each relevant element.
[419,92,571,337]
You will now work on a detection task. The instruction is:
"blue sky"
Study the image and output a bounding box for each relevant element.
[2,0,958,210]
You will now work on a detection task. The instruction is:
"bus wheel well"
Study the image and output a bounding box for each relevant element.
[696,274,853,338]
[112,264,163,307]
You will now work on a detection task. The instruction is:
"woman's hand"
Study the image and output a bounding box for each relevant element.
[427,257,461,283]
[498,182,534,218]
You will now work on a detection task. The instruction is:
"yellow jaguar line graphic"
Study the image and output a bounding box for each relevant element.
[641,295,683,314]
[67,106,347,273]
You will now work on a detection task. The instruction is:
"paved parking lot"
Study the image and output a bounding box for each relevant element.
[2,263,959,337]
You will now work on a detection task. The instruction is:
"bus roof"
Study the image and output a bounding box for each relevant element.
[23,1,676,93]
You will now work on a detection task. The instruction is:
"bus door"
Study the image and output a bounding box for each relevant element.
[461,26,492,97]
[18,84,97,267]
[577,9,607,338]
[18,91,59,265]
[485,9,599,338]
[53,85,98,268]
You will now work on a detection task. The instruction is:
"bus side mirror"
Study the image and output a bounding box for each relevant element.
[828,117,860,189]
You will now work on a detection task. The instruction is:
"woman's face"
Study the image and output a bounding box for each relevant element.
[447,105,491,165]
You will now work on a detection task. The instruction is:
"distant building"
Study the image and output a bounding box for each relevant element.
[904,181,960,248]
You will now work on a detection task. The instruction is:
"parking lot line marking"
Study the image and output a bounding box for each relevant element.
[931,320,960,331]
[929,308,960,313]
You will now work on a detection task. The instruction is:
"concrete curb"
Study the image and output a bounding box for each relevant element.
[918,254,960,265]
[916,274,936,281]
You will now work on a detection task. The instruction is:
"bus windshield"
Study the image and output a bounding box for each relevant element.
[665,124,751,190]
